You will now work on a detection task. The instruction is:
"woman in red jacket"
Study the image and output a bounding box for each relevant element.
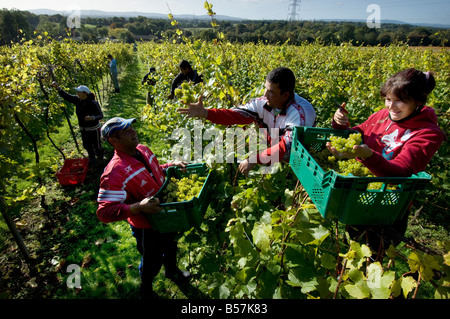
[327,68,445,238]
[328,68,444,177]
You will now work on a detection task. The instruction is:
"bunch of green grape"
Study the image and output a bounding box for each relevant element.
[310,148,372,177]
[337,158,372,177]
[174,82,197,104]
[330,132,362,153]
[161,173,207,203]
[310,148,338,171]
[310,147,397,190]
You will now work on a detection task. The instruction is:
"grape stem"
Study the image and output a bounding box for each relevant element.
[333,258,347,299]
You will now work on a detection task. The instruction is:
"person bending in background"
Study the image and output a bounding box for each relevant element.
[52,81,104,168]
[142,67,157,107]
[168,60,203,100]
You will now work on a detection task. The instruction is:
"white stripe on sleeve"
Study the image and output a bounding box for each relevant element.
[97,189,127,203]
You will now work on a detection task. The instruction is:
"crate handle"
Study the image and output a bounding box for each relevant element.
[160,208,177,214]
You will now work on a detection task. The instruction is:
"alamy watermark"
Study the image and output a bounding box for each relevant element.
[170,120,280,174]
[367,4,381,29]
[66,264,81,289]
[66,4,81,29]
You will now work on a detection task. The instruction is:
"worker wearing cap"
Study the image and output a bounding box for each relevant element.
[96,117,189,299]
[51,81,104,167]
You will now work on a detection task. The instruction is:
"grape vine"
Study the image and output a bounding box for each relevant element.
[0,36,134,262]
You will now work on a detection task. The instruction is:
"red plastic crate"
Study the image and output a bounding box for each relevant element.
[56,158,89,185]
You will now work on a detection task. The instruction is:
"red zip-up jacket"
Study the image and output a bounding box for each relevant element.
[332,106,445,177]
[97,144,171,229]
[206,94,316,165]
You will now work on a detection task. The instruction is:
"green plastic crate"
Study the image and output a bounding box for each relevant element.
[147,163,213,233]
[289,127,431,225]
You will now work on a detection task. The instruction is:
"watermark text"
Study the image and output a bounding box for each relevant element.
[367,4,381,29]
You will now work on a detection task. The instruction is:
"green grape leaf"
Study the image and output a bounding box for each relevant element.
[287,267,318,294]
[347,268,364,283]
[219,284,230,299]
[434,286,450,299]
[257,269,278,299]
[366,262,395,299]
[283,244,307,268]
[284,188,294,208]
[295,223,329,245]
[251,222,272,253]
[392,276,417,298]
[444,251,450,267]
[235,267,255,284]
[237,256,248,268]
[320,253,336,270]
[266,260,281,276]
[345,241,372,269]
[241,277,258,297]
[343,280,371,299]
[385,245,398,259]
[408,251,440,281]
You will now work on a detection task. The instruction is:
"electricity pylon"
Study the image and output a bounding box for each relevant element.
[288,0,301,21]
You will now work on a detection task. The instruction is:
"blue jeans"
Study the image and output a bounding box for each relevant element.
[110,71,119,89]
[130,226,178,290]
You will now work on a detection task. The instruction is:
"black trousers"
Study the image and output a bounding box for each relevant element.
[130,226,178,291]
[347,208,410,249]
[80,128,103,161]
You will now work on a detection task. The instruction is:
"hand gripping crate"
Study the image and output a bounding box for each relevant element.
[56,158,89,185]
[147,163,213,233]
[289,127,431,225]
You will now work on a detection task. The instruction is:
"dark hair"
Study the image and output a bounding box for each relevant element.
[179,60,192,70]
[266,67,296,94]
[380,68,436,105]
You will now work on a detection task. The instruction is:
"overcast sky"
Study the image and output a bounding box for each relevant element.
[1,0,449,25]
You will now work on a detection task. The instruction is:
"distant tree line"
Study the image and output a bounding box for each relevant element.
[221,20,450,47]
[1,8,449,46]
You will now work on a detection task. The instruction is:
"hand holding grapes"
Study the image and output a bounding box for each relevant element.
[326,133,373,160]
[333,102,350,126]
[326,142,373,160]
[329,104,373,159]
[177,95,208,119]
[239,159,257,177]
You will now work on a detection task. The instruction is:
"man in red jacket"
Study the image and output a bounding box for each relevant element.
[178,67,316,176]
[97,117,189,299]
